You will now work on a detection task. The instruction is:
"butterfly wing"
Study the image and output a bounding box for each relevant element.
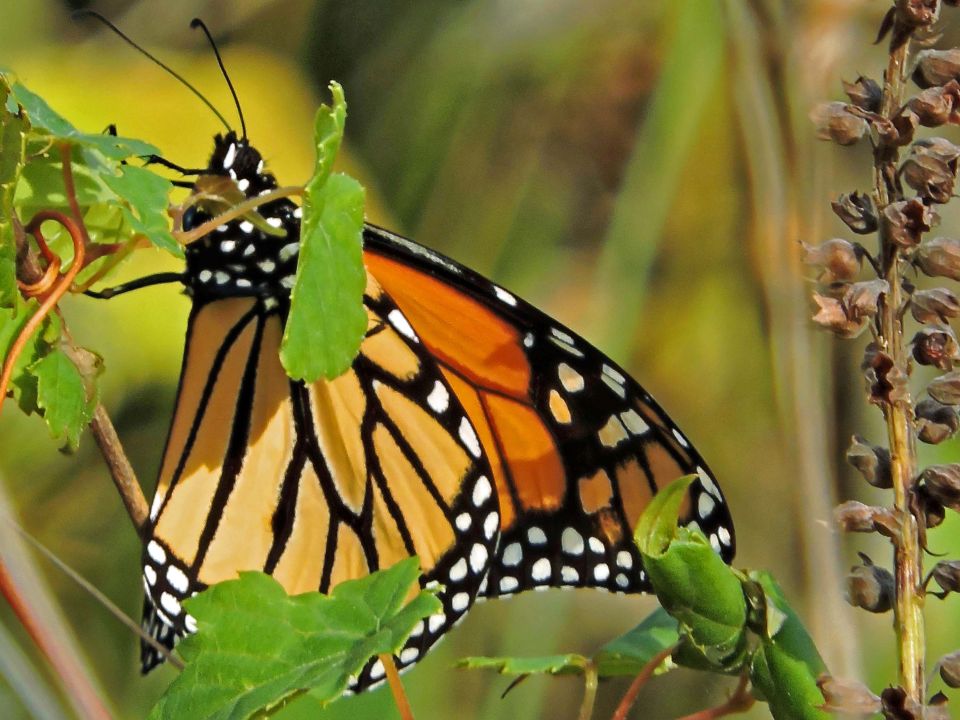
[140,274,500,688]
[363,224,735,598]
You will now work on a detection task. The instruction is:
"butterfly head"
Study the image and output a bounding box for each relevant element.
[181,132,302,305]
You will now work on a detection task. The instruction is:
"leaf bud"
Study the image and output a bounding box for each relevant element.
[914,48,960,88]
[911,287,960,324]
[811,102,869,146]
[831,192,878,234]
[846,553,894,613]
[916,397,960,443]
[912,325,960,370]
[842,76,883,112]
[920,463,960,512]
[916,236,960,280]
[802,238,862,281]
[846,435,892,488]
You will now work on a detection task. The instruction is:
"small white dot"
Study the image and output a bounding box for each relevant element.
[222,143,236,169]
[280,275,296,289]
[256,159,264,174]
[593,564,610,582]
[561,566,579,583]
[243,244,255,256]
[616,550,633,569]
[493,285,517,306]
[455,513,471,531]
[469,543,488,573]
[400,647,419,664]
[428,613,446,634]
[147,540,166,564]
[561,527,584,555]
[523,333,534,348]
[672,429,690,448]
[620,409,650,435]
[451,592,470,612]
[602,364,626,385]
[258,260,276,273]
[143,566,157,586]
[184,614,197,633]
[531,558,552,582]
[588,537,604,554]
[159,592,181,617]
[449,558,468,582]
[502,542,522,567]
[216,224,229,233]
[236,278,252,289]
[459,418,482,458]
[214,271,230,285]
[698,493,716,519]
[279,242,299,261]
[237,178,250,192]
[472,476,492,507]
[710,534,721,553]
[410,621,424,638]
[388,309,419,342]
[266,217,283,228]
[220,240,236,253]
[718,526,732,546]
[427,381,449,414]
[198,269,212,283]
[499,576,519,593]
[370,659,386,680]
[239,221,254,234]
[615,573,629,589]
[483,512,499,539]
[602,374,627,398]
[293,207,303,219]
[551,327,575,344]
[697,467,720,497]
[166,566,189,594]
[527,527,547,545]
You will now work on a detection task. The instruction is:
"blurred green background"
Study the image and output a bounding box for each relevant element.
[3,0,960,718]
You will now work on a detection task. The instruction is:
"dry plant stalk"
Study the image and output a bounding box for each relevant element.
[812,0,960,715]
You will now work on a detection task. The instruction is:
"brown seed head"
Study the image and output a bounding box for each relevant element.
[916,397,960,443]
[939,650,960,688]
[931,561,960,597]
[908,83,959,126]
[811,102,869,146]
[843,76,883,111]
[921,463,960,512]
[846,435,893,488]
[802,238,862,281]
[901,153,955,202]
[831,192,878,234]
[817,675,881,715]
[916,236,960,280]
[911,287,960,324]
[915,48,960,88]
[927,369,960,404]
[912,324,960,369]
[883,198,936,248]
[846,553,894,613]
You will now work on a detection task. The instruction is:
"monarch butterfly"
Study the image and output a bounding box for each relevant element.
[133,130,736,691]
[81,14,736,694]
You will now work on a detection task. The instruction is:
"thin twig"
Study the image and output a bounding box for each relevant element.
[175,185,303,246]
[873,32,926,705]
[611,644,676,720]
[577,660,598,720]
[90,403,149,534]
[379,653,415,720]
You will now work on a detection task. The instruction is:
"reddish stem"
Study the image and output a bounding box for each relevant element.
[611,644,677,720]
[379,653,415,720]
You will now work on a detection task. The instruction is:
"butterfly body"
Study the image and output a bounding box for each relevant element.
[140,132,735,691]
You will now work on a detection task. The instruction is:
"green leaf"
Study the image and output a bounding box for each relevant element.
[149,558,440,720]
[102,165,180,256]
[10,81,159,160]
[457,654,588,677]
[0,300,59,415]
[280,82,366,382]
[32,349,97,449]
[748,572,829,720]
[634,476,748,671]
[280,175,366,382]
[594,607,679,677]
[0,77,27,309]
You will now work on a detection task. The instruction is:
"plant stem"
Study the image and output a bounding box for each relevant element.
[873,36,925,704]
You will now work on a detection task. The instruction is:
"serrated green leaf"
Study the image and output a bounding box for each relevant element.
[10,81,158,160]
[748,572,829,720]
[457,654,588,676]
[280,83,366,382]
[280,171,366,382]
[0,78,27,309]
[102,165,179,256]
[594,607,679,677]
[149,558,440,720]
[31,349,96,449]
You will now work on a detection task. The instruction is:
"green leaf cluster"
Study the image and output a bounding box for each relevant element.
[149,557,441,720]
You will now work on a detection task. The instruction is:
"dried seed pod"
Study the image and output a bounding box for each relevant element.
[901,153,955,203]
[911,287,960,324]
[898,0,941,27]
[913,136,960,169]
[921,464,960,512]
[884,198,936,248]
[863,342,909,406]
[846,553,894,613]
[917,483,947,528]
[802,238,862,281]
[812,292,869,338]
[846,279,888,317]
[928,369,960,404]
[931,561,960,597]
[915,49,960,88]
[916,397,960,443]
[811,102,869,146]
[940,650,960,688]
[908,84,957,126]
[912,325,960,369]
[846,435,893,488]
[842,76,883,111]
[880,685,924,720]
[817,675,881,715]
[834,500,900,536]
[831,192,878,234]
[916,236,960,280]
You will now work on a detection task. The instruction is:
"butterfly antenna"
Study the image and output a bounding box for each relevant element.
[72,10,232,133]
[190,18,247,140]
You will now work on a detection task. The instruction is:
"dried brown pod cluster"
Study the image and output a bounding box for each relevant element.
[811,0,960,713]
